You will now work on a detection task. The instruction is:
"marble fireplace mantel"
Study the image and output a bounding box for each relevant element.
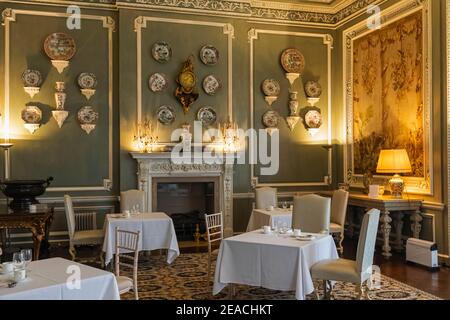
[130,152,234,237]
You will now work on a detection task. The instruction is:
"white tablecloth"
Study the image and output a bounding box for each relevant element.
[246,208,292,231]
[0,258,119,300]
[102,212,180,266]
[213,231,338,300]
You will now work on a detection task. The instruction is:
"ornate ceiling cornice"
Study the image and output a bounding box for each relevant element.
[1,0,386,27]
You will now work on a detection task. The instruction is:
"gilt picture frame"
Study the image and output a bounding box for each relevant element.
[343,0,433,195]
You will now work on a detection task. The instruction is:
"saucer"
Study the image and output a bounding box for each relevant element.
[296,235,316,241]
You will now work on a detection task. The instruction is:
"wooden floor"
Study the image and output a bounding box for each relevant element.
[341,238,450,300]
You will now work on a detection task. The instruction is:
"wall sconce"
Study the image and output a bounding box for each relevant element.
[133,120,159,153]
[215,117,240,153]
[0,114,13,179]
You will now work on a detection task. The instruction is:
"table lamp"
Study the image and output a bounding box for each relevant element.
[376,149,412,198]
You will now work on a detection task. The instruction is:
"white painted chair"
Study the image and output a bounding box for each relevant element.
[63,195,104,263]
[120,189,146,213]
[311,209,380,300]
[330,190,349,255]
[115,227,140,300]
[205,212,223,290]
[254,187,277,210]
[292,194,331,234]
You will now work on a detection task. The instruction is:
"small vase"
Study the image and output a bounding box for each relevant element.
[54,82,66,110]
[289,100,299,116]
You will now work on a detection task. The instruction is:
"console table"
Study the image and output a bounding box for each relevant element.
[0,209,54,260]
[320,192,423,259]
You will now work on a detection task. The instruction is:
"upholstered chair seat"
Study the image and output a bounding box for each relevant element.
[72,229,105,244]
[311,209,380,300]
[116,276,134,293]
[329,222,342,233]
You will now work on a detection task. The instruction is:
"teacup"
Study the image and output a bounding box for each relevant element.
[263,226,271,234]
[294,229,302,237]
[14,268,27,282]
[123,210,131,218]
[0,262,14,274]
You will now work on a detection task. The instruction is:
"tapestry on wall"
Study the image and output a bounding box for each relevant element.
[352,10,423,177]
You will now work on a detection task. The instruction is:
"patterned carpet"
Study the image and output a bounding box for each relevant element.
[117,253,440,300]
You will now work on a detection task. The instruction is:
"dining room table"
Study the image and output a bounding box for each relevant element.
[213,229,338,300]
[0,257,120,300]
[102,212,180,266]
[246,208,292,232]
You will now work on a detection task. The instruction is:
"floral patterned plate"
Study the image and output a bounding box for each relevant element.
[262,110,279,128]
[202,75,221,95]
[157,105,176,125]
[78,73,97,89]
[77,106,98,124]
[149,73,169,92]
[21,70,42,87]
[43,33,76,61]
[261,79,281,96]
[197,106,217,126]
[199,45,219,65]
[304,81,322,98]
[304,110,322,128]
[280,48,305,74]
[151,41,172,63]
[21,106,42,124]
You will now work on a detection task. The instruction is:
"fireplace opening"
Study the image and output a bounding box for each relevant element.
[156,182,215,241]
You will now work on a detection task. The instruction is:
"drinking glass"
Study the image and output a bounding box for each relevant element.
[21,249,32,268]
[282,201,288,209]
[12,252,24,270]
[135,204,140,214]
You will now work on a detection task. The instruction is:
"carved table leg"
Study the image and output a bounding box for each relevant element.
[30,221,45,261]
[380,210,392,259]
[394,212,404,252]
[410,210,423,239]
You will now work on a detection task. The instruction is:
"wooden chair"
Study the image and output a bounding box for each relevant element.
[205,212,223,290]
[330,190,349,255]
[64,195,104,264]
[115,227,140,300]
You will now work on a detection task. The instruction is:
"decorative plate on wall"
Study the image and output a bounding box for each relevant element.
[157,105,176,125]
[197,106,217,126]
[261,79,281,96]
[304,81,322,98]
[151,41,172,63]
[262,110,279,128]
[149,73,169,92]
[199,45,219,65]
[202,75,221,95]
[21,106,42,124]
[78,73,98,89]
[77,106,98,124]
[43,33,76,61]
[280,48,305,74]
[21,70,42,87]
[304,110,323,128]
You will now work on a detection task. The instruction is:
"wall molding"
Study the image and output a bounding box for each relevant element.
[0,0,388,29]
[1,8,115,192]
[447,0,450,261]
[248,28,333,188]
[134,16,234,136]
[342,0,433,196]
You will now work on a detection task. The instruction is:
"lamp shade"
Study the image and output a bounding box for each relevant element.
[376,149,412,174]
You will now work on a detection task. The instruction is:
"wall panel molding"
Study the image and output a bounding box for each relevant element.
[343,0,433,196]
[134,16,234,134]
[248,28,333,188]
[1,8,115,192]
